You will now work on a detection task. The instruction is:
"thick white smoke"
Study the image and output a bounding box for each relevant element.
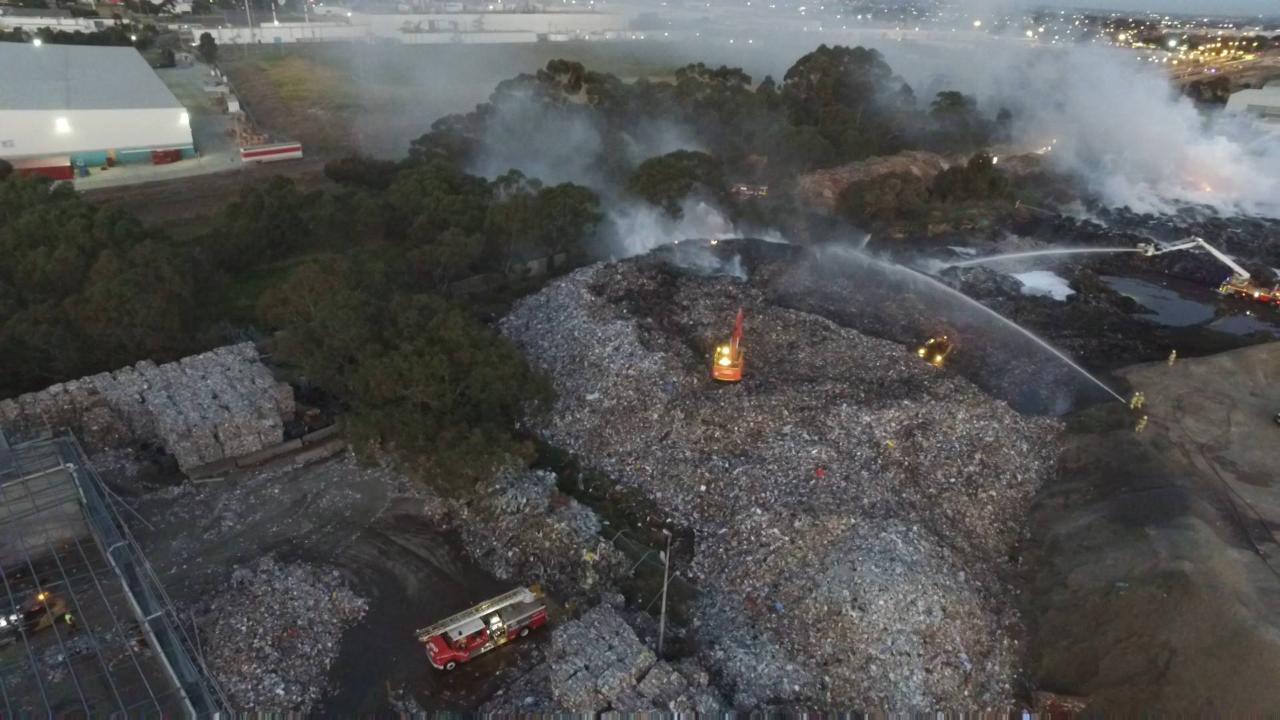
[1007,47,1280,217]
[467,95,704,188]
[604,198,738,257]
[888,40,1280,217]
[602,197,786,262]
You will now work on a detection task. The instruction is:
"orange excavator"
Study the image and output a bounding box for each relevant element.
[712,309,745,382]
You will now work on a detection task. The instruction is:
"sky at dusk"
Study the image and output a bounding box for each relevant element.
[1025,0,1277,17]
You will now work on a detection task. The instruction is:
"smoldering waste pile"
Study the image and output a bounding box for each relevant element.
[453,464,628,599]
[201,557,367,712]
[500,256,1060,709]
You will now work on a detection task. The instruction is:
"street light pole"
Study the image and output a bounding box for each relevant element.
[244,0,256,49]
[657,529,671,658]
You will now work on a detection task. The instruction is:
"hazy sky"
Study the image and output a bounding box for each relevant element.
[1024,0,1277,16]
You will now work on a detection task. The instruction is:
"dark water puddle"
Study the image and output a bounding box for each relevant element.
[1101,275,1280,337]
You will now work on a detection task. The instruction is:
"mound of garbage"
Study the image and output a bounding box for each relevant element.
[501,256,1060,709]
[201,557,367,712]
[794,150,953,211]
[453,465,628,599]
[0,342,294,471]
[482,602,724,714]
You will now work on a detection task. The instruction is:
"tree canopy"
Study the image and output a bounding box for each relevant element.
[626,150,727,217]
[0,177,200,394]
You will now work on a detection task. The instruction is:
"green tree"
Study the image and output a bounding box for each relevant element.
[259,261,550,491]
[531,182,602,258]
[779,45,913,161]
[73,240,197,365]
[0,173,202,397]
[928,91,990,152]
[389,162,492,241]
[204,176,315,271]
[197,31,218,64]
[836,172,929,225]
[324,155,400,190]
[626,150,726,217]
[407,228,486,288]
[930,152,1010,203]
[485,170,542,271]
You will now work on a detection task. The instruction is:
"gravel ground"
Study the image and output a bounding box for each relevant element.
[200,557,368,712]
[500,254,1061,710]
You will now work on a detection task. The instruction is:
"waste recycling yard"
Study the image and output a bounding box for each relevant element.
[2,238,1279,713]
[499,252,1060,707]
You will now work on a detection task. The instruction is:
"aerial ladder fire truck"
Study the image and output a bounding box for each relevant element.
[416,587,547,671]
[712,308,745,382]
[1138,236,1280,305]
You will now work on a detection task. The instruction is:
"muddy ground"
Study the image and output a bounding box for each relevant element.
[1023,342,1280,712]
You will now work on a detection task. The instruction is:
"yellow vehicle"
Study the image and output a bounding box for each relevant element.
[1,591,71,644]
[712,309,745,383]
[916,335,955,368]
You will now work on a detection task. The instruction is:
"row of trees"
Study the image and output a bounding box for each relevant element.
[0,177,202,393]
[0,153,606,487]
[410,46,1009,196]
[0,23,161,49]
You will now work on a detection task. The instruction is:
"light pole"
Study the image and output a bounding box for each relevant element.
[657,529,671,658]
[244,0,256,49]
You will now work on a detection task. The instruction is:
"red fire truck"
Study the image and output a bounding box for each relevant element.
[416,587,547,671]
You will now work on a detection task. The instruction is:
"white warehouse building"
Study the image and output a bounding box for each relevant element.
[1225,82,1280,126]
[0,43,195,179]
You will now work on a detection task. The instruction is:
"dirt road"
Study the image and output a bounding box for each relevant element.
[80,159,332,230]
[1023,341,1280,712]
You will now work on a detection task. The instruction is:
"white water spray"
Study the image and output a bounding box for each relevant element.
[951,247,1142,267]
[822,246,1127,404]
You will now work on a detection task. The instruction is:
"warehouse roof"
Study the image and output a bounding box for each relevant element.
[0,43,183,111]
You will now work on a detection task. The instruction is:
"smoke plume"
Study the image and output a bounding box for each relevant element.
[888,41,1280,217]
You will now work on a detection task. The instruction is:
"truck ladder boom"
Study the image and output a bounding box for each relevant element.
[415,587,536,641]
[1152,236,1252,280]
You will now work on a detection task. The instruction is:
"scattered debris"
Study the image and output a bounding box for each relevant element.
[454,465,627,600]
[501,257,1060,709]
[200,557,367,712]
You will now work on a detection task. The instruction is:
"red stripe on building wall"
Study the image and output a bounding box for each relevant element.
[241,144,303,160]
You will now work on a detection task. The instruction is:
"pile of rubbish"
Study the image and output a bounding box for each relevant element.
[481,602,724,714]
[794,150,953,211]
[0,343,294,470]
[452,465,627,599]
[501,256,1060,709]
[201,557,367,712]
[772,247,1127,413]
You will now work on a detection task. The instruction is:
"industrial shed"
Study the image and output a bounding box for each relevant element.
[1226,82,1280,125]
[0,43,195,178]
